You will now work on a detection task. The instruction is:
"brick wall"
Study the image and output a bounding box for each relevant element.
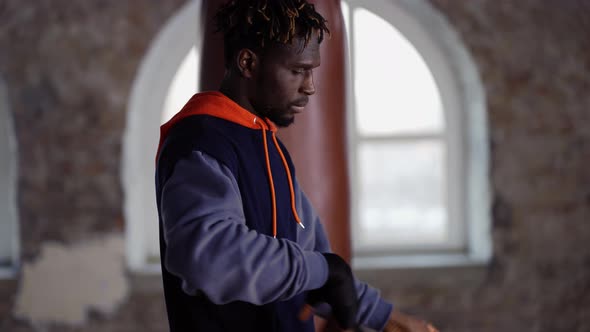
[0,0,589,331]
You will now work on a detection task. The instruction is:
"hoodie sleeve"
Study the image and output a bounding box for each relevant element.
[293,179,394,331]
[160,150,328,305]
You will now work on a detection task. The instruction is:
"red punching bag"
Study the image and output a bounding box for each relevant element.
[278,0,351,262]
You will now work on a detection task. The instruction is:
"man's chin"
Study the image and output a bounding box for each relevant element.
[272,116,295,128]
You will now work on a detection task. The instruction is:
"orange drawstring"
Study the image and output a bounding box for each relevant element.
[257,117,303,238]
[260,124,278,238]
[271,132,304,229]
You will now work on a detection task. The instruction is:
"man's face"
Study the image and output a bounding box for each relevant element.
[249,37,321,127]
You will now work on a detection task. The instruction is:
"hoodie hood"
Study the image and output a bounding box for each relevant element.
[157,91,277,159]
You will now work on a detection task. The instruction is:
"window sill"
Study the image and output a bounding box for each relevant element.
[0,266,18,280]
[126,263,163,294]
[129,263,162,275]
[352,253,489,270]
[128,271,164,294]
[352,253,490,288]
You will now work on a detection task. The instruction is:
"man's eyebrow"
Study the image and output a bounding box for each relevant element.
[291,61,319,68]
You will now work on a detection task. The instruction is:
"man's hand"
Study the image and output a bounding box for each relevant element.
[306,253,359,330]
[384,310,439,332]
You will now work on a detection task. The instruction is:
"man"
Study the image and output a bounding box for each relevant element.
[155,1,438,331]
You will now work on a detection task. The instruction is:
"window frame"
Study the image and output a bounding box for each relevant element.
[342,0,491,268]
[123,0,202,273]
[0,75,20,279]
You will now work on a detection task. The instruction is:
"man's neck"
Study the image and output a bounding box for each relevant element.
[219,77,260,118]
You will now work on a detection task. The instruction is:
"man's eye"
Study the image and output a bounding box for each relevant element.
[292,69,304,74]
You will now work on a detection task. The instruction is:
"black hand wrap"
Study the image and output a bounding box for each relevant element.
[307,253,359,330]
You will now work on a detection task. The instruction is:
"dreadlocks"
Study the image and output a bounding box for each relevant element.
[215,0,330,67]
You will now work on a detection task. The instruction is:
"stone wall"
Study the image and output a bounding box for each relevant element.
[0,0,589,331]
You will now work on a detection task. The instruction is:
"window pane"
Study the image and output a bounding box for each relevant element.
[353,8,443,135]
[161,46,199,124]
[357,140,447,248]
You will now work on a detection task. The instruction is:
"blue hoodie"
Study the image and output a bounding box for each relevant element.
[155,91,392,331]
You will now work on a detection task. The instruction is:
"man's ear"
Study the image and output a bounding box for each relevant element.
[236,49,257,78]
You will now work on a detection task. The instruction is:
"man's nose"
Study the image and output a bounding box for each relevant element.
[301,71,316,96]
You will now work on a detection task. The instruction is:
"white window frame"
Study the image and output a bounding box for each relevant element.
[0,75,20,278]
[122,0,202,273]
[342,0,491,268]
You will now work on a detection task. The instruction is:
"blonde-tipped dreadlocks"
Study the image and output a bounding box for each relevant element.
[215,0,330,67]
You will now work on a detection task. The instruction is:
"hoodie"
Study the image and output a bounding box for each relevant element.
[155,91,392,332]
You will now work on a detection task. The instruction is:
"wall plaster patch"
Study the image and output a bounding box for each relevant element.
[13,234,129,326]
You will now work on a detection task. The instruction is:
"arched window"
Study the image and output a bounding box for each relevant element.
[342,0,491,267]
[0,75,19,278]
[123,0,201,272]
